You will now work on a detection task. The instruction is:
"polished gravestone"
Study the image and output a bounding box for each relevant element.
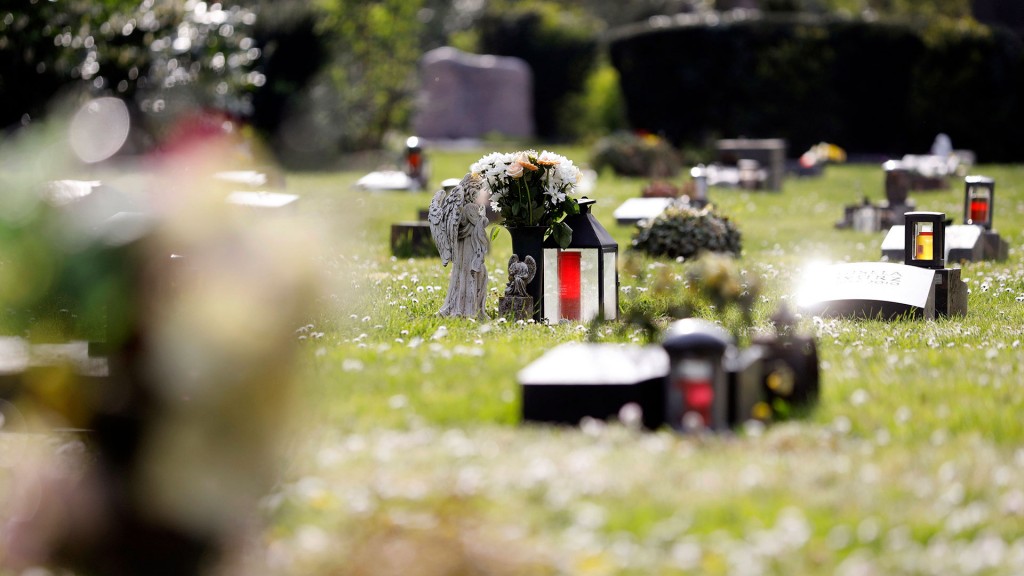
[796,261,938,319]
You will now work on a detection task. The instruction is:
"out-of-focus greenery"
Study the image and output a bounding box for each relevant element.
[590,132,682,177]
[473,1,604,142]
[2,0,1002,166]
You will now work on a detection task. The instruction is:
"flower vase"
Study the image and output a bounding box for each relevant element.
[506,225,547,321]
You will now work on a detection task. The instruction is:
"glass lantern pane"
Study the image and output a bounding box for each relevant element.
[968,187,990,225]
[913,222,934,261]
[579,250,599,322]
[543,249,559,321]
[558,251,582,320]
[670,359,714,429]
[603,251,617,320]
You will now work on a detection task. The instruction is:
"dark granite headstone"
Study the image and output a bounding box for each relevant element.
[518,343,668,430]
[413,47,534,140]
[716,138,786,191]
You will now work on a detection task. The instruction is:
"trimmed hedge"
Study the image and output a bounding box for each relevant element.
[608,13,1024,161]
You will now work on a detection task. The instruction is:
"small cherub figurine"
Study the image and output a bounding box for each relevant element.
[428,172,490,319]
[504,254,536,298]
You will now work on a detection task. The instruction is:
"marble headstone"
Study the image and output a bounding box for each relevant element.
[413,47,534,140]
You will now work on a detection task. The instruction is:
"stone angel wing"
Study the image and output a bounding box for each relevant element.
[427,179,465,266]
[523,254,537,284]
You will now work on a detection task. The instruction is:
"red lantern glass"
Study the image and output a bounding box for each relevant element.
[558,251,582,320]
[963,175,994,230]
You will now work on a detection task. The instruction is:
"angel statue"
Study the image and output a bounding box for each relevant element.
[498,254,536,320]
[504,254,536,298]
[428,172,490,319]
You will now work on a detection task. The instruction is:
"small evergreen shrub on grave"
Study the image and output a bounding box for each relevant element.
[590,132,681,178]
[630,205,742,260]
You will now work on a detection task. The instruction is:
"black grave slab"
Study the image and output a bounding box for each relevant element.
[518,343,668,430]
[982,231,1009,261]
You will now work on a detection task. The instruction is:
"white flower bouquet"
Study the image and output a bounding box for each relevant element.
[471,149,583,248]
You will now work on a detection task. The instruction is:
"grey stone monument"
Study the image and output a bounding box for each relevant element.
[414,47,535,140]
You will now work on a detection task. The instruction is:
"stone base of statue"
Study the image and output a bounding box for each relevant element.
[499,295,534,321]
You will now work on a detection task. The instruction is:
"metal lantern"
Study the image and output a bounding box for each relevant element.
[661,318,734,432]
[542,199,618,322]
[904,211,945,269]
[690,164,709,204]
[404,136,427,189]
[963,175,994,230]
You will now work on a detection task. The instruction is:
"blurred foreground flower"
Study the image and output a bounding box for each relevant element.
[1,105,321,575]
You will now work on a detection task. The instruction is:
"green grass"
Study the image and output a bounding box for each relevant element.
[7,147,1022,574]
[247,153,1024,574]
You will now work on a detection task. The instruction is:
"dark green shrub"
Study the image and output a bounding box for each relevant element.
[590,132,681,177]
[631,205,742,260]
[609,13,1024,161]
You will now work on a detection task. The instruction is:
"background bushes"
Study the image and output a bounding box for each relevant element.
[609,13,1024,161]
[475,2,603,141]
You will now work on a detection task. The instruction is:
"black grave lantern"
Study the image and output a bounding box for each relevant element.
[404,136,426,187]
[661,318,734,431]
[541,198,618,322]
[963,175,994,230]
[904,211,945,269]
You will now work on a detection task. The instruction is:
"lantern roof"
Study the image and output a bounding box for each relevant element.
[965,175,994,185]
[662,318,734,355]
[545,198,617,250]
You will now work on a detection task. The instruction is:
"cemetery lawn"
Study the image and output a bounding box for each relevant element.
[266,149,1024,574]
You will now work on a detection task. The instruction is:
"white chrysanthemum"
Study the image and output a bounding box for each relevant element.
[556,158,581,188]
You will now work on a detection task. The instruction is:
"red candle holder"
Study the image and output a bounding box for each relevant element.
[963,175,994,230]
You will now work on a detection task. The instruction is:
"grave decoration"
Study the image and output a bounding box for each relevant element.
[354,136,431,192]
[835,161,919,232]
[518,310,820,432]
[540,198,618,322]
[963,175,1009,261]
[498,254,537,321]
[631,205,742,261]
[689,164,710,206]
[404,136,430,190]
[881,175,1006,263]
[428,173,491,319]
[790,142,847,177]
[804,211,967,319]
[472,149,592,322]
[716,138,786,191]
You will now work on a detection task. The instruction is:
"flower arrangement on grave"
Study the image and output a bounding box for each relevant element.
[630,204,742,260]
[471,149,583,248]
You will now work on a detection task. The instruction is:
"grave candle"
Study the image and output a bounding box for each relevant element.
[915,222,934,260]
[558,251,582,320]
[541,199,618,323]
[963,175,994,230]
[903,211,945,269]
[672,359,714,427]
